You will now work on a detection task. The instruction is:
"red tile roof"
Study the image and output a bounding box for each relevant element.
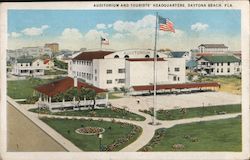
[35,77,106,97]
[132,82,220,91]
[127,58,165,62]
[44,59,50,64]
[72,51,114,61]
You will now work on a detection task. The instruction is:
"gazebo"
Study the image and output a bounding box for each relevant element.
[35,77,108,112]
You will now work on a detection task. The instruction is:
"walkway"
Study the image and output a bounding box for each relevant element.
[8,96,241,152]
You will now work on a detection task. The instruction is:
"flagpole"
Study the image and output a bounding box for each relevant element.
[100,36,102,50]
[153,12,158,125]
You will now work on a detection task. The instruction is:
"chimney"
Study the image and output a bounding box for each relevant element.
[74,76,77,88]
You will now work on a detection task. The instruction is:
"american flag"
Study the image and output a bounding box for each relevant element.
[158,16,175,33]
[101,37,109,45]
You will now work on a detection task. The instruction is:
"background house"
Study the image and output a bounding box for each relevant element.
[196,55,241,76]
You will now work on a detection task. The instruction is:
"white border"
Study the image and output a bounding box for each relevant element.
[0,1,249,160]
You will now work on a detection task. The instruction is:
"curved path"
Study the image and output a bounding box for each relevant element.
[8,97,241,152]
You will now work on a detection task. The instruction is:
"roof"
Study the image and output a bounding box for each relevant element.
[132,82,220,91]
[72,51,114,61]
[199,44,228,48]
[186,60,198,68]
[16,58,35,63]
[44,59,50,64]
[170,51,188,58]
[126,58,165,62]
[35,77,106,97]
[200,55,241,63]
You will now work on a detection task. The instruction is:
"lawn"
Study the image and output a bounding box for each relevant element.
[140,116,241,151]
[41,118,142,151]
[29,107,145,121]
[195,75,241,95]
[139,104,241,120]
[44,69,67,75]
[7,78,56,99]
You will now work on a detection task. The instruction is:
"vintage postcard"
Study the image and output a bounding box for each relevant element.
[0,1,249,160]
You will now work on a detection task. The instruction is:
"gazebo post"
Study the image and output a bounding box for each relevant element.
[49,97,51,104]
[62,98,65,105]
[39,93,42,102]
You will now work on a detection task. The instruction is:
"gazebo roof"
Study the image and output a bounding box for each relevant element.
[35,77,107,97]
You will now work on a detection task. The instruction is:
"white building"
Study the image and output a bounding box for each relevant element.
[68,49,186,90]
[12,58,46,76]
[196,55,241,76]
[198,44,228,54]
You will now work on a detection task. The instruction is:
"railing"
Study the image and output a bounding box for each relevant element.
[37,99,108,111]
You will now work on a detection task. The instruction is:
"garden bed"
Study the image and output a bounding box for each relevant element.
[41,117,142,151]
[29,107,146,121]
[139,104,241,120]
[139,116,241,151]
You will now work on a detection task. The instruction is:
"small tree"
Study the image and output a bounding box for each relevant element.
[120,87,128,95]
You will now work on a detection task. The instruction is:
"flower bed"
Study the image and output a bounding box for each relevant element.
[75,127,105,135]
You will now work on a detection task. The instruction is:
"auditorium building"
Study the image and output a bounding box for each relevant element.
[68,49,186,90]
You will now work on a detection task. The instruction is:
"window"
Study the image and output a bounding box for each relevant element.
[228,62,230,66]
[26,64,28,66]
[95,69,97,74]
[124,55,129,59]
[217,69,219,73]
[173,76,177,81]
[21,64,23,66]
[237,68,240,72]
[118,79,125,83]
[227,68,230,73]
[107,80,112,84]
[211,63,214,65]
[174,68,180,72]
[221,68,223,73]
[95,76,97,81]
[221,63,223,66]
[157,54,159,58]
[168,68,170,72]
[114,55,119,58]
[118,68,125,73]
[145,55,150,58]
[177,77,180,81]
[37,62,39,66]
[107,69,112,74]
[217,63,219,66]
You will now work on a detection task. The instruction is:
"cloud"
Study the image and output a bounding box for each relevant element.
[96,24,107,30]
[108,24,113,28]
[191,23,209,32]
[9,32,22,38]
[60,28,83,40]
[21,25,49,36]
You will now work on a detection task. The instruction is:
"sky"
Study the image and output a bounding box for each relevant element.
[8,10,241,51]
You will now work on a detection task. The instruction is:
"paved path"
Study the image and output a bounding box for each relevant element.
[110,92,241,111]
[10,96,241,152]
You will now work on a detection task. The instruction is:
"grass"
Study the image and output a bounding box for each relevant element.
[7,78,56,99]
[44,69,67,75]
[41,118,142,151]
[140,116,241,151]
[29,107,146,121]
[140,104,241,120]
[195,75,241,95]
